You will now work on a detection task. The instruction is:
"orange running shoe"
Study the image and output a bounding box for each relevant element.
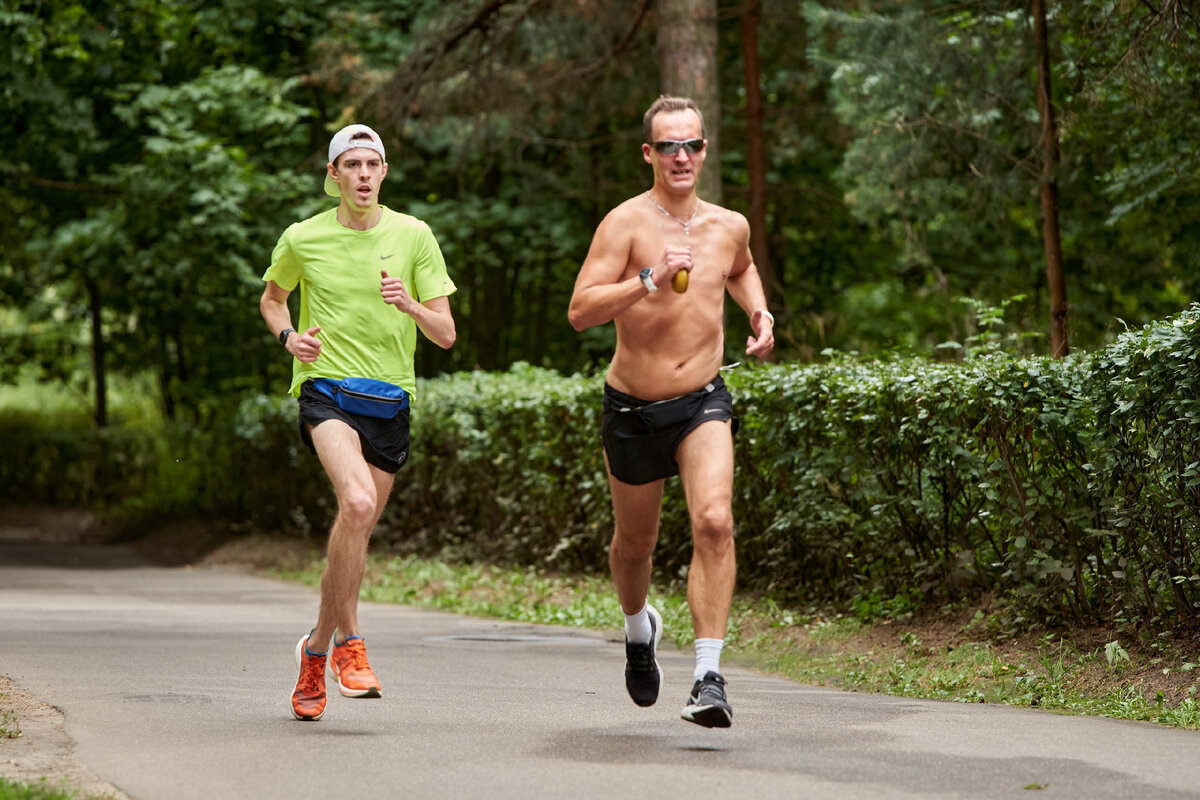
[330,634,382,698]
[291,634,327,721]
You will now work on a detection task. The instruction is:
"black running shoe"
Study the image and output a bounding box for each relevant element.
[624,604,663,707]
[682,670,733,728]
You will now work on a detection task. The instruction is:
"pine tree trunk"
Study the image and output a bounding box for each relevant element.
[740,0,773,310]
[1033,0,1069,358]
[86,278,107,427]
[657,0,721,204]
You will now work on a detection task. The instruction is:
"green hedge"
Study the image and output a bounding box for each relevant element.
[732,351,1099,619]
[5,305,1200,628]
[0,395,331,538]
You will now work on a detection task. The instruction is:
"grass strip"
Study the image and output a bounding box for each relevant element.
[274,552,1200,730]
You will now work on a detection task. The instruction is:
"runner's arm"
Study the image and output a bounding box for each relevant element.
[411,296,456,350]
[380,271,456,349]
[260,281,322,361]
[260,281,294,342]
[724,223,774,360]
[568,210,654,331]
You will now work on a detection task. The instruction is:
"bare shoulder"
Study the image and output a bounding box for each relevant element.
[581,195,647,272]
[706,203,750,236]
[700,202,750,248]
[603,194,651,226]
[590,194,653,251]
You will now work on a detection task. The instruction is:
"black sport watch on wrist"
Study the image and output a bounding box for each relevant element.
[639,267,658,293]
[279,328,295,346]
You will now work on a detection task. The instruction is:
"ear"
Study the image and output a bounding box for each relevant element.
[327,161,338,181]
[642,143,653,165]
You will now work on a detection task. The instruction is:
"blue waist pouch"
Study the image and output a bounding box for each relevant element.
[312,377,409,419]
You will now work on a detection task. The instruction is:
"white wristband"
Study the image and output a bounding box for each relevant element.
[757,309,775,326]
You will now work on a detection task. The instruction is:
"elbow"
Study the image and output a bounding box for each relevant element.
[439,326,457,350]
[568,305,588,332]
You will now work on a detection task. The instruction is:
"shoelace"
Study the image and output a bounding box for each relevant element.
[336,640,371,672]
[627,641,656,673]
[298,654,326,694]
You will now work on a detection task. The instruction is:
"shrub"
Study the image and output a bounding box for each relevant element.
[1085,308,1200,626]
[8,305,1200,630]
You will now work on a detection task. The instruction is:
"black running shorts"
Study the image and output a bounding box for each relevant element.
[601,375,738,485]
[297,380,410,474]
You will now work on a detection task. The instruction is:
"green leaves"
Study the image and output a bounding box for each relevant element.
[8,305,1200,632]
[807,0,1200,353]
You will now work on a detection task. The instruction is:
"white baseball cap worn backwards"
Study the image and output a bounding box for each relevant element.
[323,123,387,197]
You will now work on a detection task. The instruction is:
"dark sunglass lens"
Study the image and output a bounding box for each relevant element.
[652,141,681,155]
[682,139,704,154]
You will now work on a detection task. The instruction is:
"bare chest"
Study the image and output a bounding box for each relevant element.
[625,215,738,291]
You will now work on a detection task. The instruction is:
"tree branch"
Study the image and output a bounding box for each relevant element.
[6,173,114,193]
[373,0,520,128]
[558,0,653,83]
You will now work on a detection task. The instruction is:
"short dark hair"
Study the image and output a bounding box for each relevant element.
[643,96,706,142]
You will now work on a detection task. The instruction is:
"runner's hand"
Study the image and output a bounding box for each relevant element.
[746,311,774,359]
[290,326,322,363]
[381,270,418,314]
[658,246,692,288]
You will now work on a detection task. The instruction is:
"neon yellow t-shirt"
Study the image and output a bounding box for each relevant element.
[263,206,456,399]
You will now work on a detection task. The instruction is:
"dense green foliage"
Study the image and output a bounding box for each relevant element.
[3,0,1198,646]
[807,1,1199,352]
[6,305,1200,631]
[3,1,1198,422]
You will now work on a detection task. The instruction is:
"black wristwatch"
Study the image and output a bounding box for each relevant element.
[279,328,295,346]
[639,267,658,293]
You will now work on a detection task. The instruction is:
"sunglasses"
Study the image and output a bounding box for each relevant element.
[648,138,705,155]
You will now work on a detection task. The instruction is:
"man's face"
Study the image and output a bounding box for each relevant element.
[328,146,388,208]
[642,109,706,193]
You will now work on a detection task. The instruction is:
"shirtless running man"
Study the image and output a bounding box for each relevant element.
[568,96,774,728]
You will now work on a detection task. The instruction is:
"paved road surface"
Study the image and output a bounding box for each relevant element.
[2,536,1199,799]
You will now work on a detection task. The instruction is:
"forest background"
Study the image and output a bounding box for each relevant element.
[4,1,1200,647]
[5,0,1197,419]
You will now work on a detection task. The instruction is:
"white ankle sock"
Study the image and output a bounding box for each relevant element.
[694,638,724,681]
[624,604,653,644]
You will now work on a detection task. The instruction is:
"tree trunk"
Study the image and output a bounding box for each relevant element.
[657,0,721,204]
[1033,0,1069,358]
[86,278,107,428]
[740,0,772,309]
[156,312,175,421]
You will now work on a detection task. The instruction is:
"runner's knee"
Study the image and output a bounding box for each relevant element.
[612,528,658,562]
[337,488,378,530]
[691,505,733,549]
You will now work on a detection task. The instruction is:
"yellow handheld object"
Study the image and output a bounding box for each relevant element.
[672,270,689,293]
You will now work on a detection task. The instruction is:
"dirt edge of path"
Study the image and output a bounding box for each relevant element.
[0,676,129,800]
[0,506,131,798]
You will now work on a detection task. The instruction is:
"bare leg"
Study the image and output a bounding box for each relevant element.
[307,420,395,650]
[605,453,665,616]
[675,420,736,641]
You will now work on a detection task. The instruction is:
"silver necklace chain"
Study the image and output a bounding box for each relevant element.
[646,191,698,236]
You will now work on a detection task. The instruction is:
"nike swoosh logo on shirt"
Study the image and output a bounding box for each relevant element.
[380,254,395,260]
[704,409,723,414]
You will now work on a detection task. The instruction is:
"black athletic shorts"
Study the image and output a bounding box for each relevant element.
[601,375,738,485]
[297,380,410,474]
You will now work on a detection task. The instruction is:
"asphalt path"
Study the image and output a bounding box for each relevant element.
[2,536,1200,800]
